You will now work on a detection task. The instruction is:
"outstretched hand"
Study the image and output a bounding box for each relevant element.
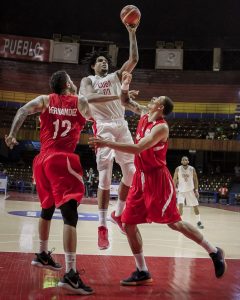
[129,90,139,99]
[5,135,19,149]
[88,136,108,149]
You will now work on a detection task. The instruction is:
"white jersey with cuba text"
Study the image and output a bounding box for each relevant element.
[87,72,125,121]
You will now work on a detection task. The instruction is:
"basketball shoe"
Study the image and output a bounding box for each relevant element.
[110,211,126,235]
[31,248,62,271]
[58,268,94,295]
[209,247,227,278]
[98,226,109,250]
[120,269,153,286]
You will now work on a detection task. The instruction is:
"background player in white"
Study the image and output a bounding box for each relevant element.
[173,156,204,229]
[80,23,139,249]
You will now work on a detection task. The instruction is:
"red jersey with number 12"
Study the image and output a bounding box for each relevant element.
[39,93,86,153]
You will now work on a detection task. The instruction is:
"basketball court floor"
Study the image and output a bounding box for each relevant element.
[0,192,239,299]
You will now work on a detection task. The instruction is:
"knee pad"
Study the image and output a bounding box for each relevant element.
[98,165,113,190]
[41,205,55,220]
[120,163,135,186]
[60,200,78,227]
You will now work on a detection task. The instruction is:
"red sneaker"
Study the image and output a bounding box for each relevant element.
[110,211,126,235]
[98,226,109,250]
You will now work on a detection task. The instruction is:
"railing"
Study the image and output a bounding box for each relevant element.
[0,90,237,114]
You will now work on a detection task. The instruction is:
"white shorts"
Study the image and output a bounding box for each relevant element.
[177,190,199,206]
[94,119,134,171]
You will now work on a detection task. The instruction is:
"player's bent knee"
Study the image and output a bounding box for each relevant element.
[98,167,112,190]
[60,200,78,227]
[121,163,135,186]
[168,222,180,231]
[41,205,55,220]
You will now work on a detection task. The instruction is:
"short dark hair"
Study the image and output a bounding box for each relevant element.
[50,70,68,94]
[163,96,174,115]
[86,50,112,75]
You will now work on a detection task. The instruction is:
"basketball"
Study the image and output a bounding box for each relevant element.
[120,5,141,26]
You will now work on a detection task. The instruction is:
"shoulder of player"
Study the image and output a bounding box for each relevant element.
[81,76,92,84]
[41,95,50,106]
[152,122,169,132]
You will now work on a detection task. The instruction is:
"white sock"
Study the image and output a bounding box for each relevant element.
[65,252,76,272]
[196,214,201,222]
[39,240,48,253]
[99,209,108,227]
[133,252,148,272]
[115,199,125,217]
[200,238,217,254]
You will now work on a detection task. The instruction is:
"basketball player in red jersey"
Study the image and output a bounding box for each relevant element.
[89,72,227,286]
[80,23,139,250]
[5,70,119,295]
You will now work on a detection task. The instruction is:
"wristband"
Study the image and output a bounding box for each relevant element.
[195,189,199,192]
[121,83,129,91]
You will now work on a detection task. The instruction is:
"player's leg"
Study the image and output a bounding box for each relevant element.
[186,191,204,228]
[58,200,93,295]
[177,192,185,215]
[45,153,93,294]
[112,123,135,233]
[95,125,115,249]
[110,162,135,234]
[31,155,62,271]
[168,221,227,278]
[97,163,113,249]
[120,224,153,286]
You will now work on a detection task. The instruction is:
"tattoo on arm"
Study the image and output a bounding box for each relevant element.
[78,96,91,119]
[125,99,148,115]
[9,95,45,137]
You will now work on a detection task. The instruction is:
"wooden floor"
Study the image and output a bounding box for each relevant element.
[0,192,240,299]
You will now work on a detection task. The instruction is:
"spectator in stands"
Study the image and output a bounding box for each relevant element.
[0,166,7,177]
[85,168,95,198]
[234,164,240,178]
[215,165,221,174]
[31,175,36,194]
[173,156,204,229]
[218,184,229,204]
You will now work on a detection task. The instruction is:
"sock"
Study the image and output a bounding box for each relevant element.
[200,238,217,254]
[65,252,76,272]
[99,209,108,227]
[133,252,148,272]
[195,214,201,222]
[115,199,125,217]
[39,240,48,253]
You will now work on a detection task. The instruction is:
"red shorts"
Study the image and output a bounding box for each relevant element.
[121,167,181,225]
[33,152,84,209]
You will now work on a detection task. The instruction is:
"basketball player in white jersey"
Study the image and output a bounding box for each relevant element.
[80,23,139,249]
[173,156,204,229]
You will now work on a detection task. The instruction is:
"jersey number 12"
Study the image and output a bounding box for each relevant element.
[52,119,71,139]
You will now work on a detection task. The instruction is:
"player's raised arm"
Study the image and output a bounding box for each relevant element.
[117,23,139,78]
